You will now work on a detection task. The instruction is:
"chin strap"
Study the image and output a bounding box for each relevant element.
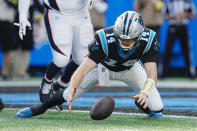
[118,38,140,51]
[118,39,133,51]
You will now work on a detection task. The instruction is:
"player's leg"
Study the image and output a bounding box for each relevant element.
[63,68,98,101]
[50,9,93,109]
[52,59,79,93]
[61,59,79,86]
[15,68,98,118]
[15,89,66,118]
[51,8,94,93]
[62,11,94,98]
[117,61,163,118]
[71,8,94,65]
[53,67,97,111]
[39,9,73,103]
[51,59,79,111]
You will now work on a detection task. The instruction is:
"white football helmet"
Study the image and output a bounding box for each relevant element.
[114,11,144,50]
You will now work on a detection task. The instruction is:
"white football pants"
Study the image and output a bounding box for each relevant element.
[44,8,94,67]
[63,61,163,112]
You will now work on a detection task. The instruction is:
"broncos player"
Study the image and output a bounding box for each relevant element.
[17,0,94,104]
[15,11,163,118]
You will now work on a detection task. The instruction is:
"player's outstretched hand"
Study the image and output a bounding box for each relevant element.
[68,87,77,112]
[132,92,148,109]
[14,18,31,40]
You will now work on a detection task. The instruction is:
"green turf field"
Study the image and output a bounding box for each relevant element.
[0,109,197,131]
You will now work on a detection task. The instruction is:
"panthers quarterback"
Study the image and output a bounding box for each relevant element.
[17,0,94,104]
[15,11,164,118]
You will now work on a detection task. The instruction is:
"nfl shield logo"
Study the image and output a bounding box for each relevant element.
[101,68,106,72]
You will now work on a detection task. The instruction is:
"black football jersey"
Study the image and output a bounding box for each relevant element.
[88,27,160,72]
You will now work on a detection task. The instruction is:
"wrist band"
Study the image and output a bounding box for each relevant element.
[142,78,155,96]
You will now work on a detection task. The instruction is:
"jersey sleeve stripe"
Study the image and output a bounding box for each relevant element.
[98,29,108,56]
[143,30,156,54]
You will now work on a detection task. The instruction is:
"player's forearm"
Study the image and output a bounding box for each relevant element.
[142,62,157,96]
[69,58,97,90]
[69,67,86,90]
[144,62,157,82]
[18,0,30,20]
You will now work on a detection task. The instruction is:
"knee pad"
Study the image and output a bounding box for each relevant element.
[148,100,163,112]
[148,86,164,112]
[72,45,89,65]
[148,93,163,112]
[72,57,83,65]
[53,54,69,68]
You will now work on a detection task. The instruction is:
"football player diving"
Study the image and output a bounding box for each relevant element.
[15,11,164,118]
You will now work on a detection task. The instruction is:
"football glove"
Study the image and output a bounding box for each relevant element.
[87,0,94,10]
[15,15,31,40]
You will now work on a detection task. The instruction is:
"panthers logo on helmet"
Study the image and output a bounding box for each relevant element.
[138,16,144,26]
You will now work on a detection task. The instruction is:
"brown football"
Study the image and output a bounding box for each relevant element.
[90,96,115,120]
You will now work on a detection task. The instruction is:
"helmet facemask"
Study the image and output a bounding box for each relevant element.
[116,36,139,51]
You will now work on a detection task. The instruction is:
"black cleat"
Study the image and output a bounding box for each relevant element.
[51,81,67,93]
[39,79,52,103]
[51,81,61,94]
[51,81,66,111]
[55,105,63,111]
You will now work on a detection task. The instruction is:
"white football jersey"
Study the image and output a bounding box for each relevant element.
[43,0,90,15]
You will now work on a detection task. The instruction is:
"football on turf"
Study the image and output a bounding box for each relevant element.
[90,96,115,120]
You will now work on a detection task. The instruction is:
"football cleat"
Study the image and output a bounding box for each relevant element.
[15,107,33,118]
[52,81,65,111]
[55,105,63,111]
[149,111,163,118]
[39,79,52,103]
[52,81,67,93]
[51,81,61,94]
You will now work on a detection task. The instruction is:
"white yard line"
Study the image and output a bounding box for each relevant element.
[5,108,197,119]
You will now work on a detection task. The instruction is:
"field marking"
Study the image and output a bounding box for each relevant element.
[7,108,197,119]
[71,110,197,119]
[59,109,197,119]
